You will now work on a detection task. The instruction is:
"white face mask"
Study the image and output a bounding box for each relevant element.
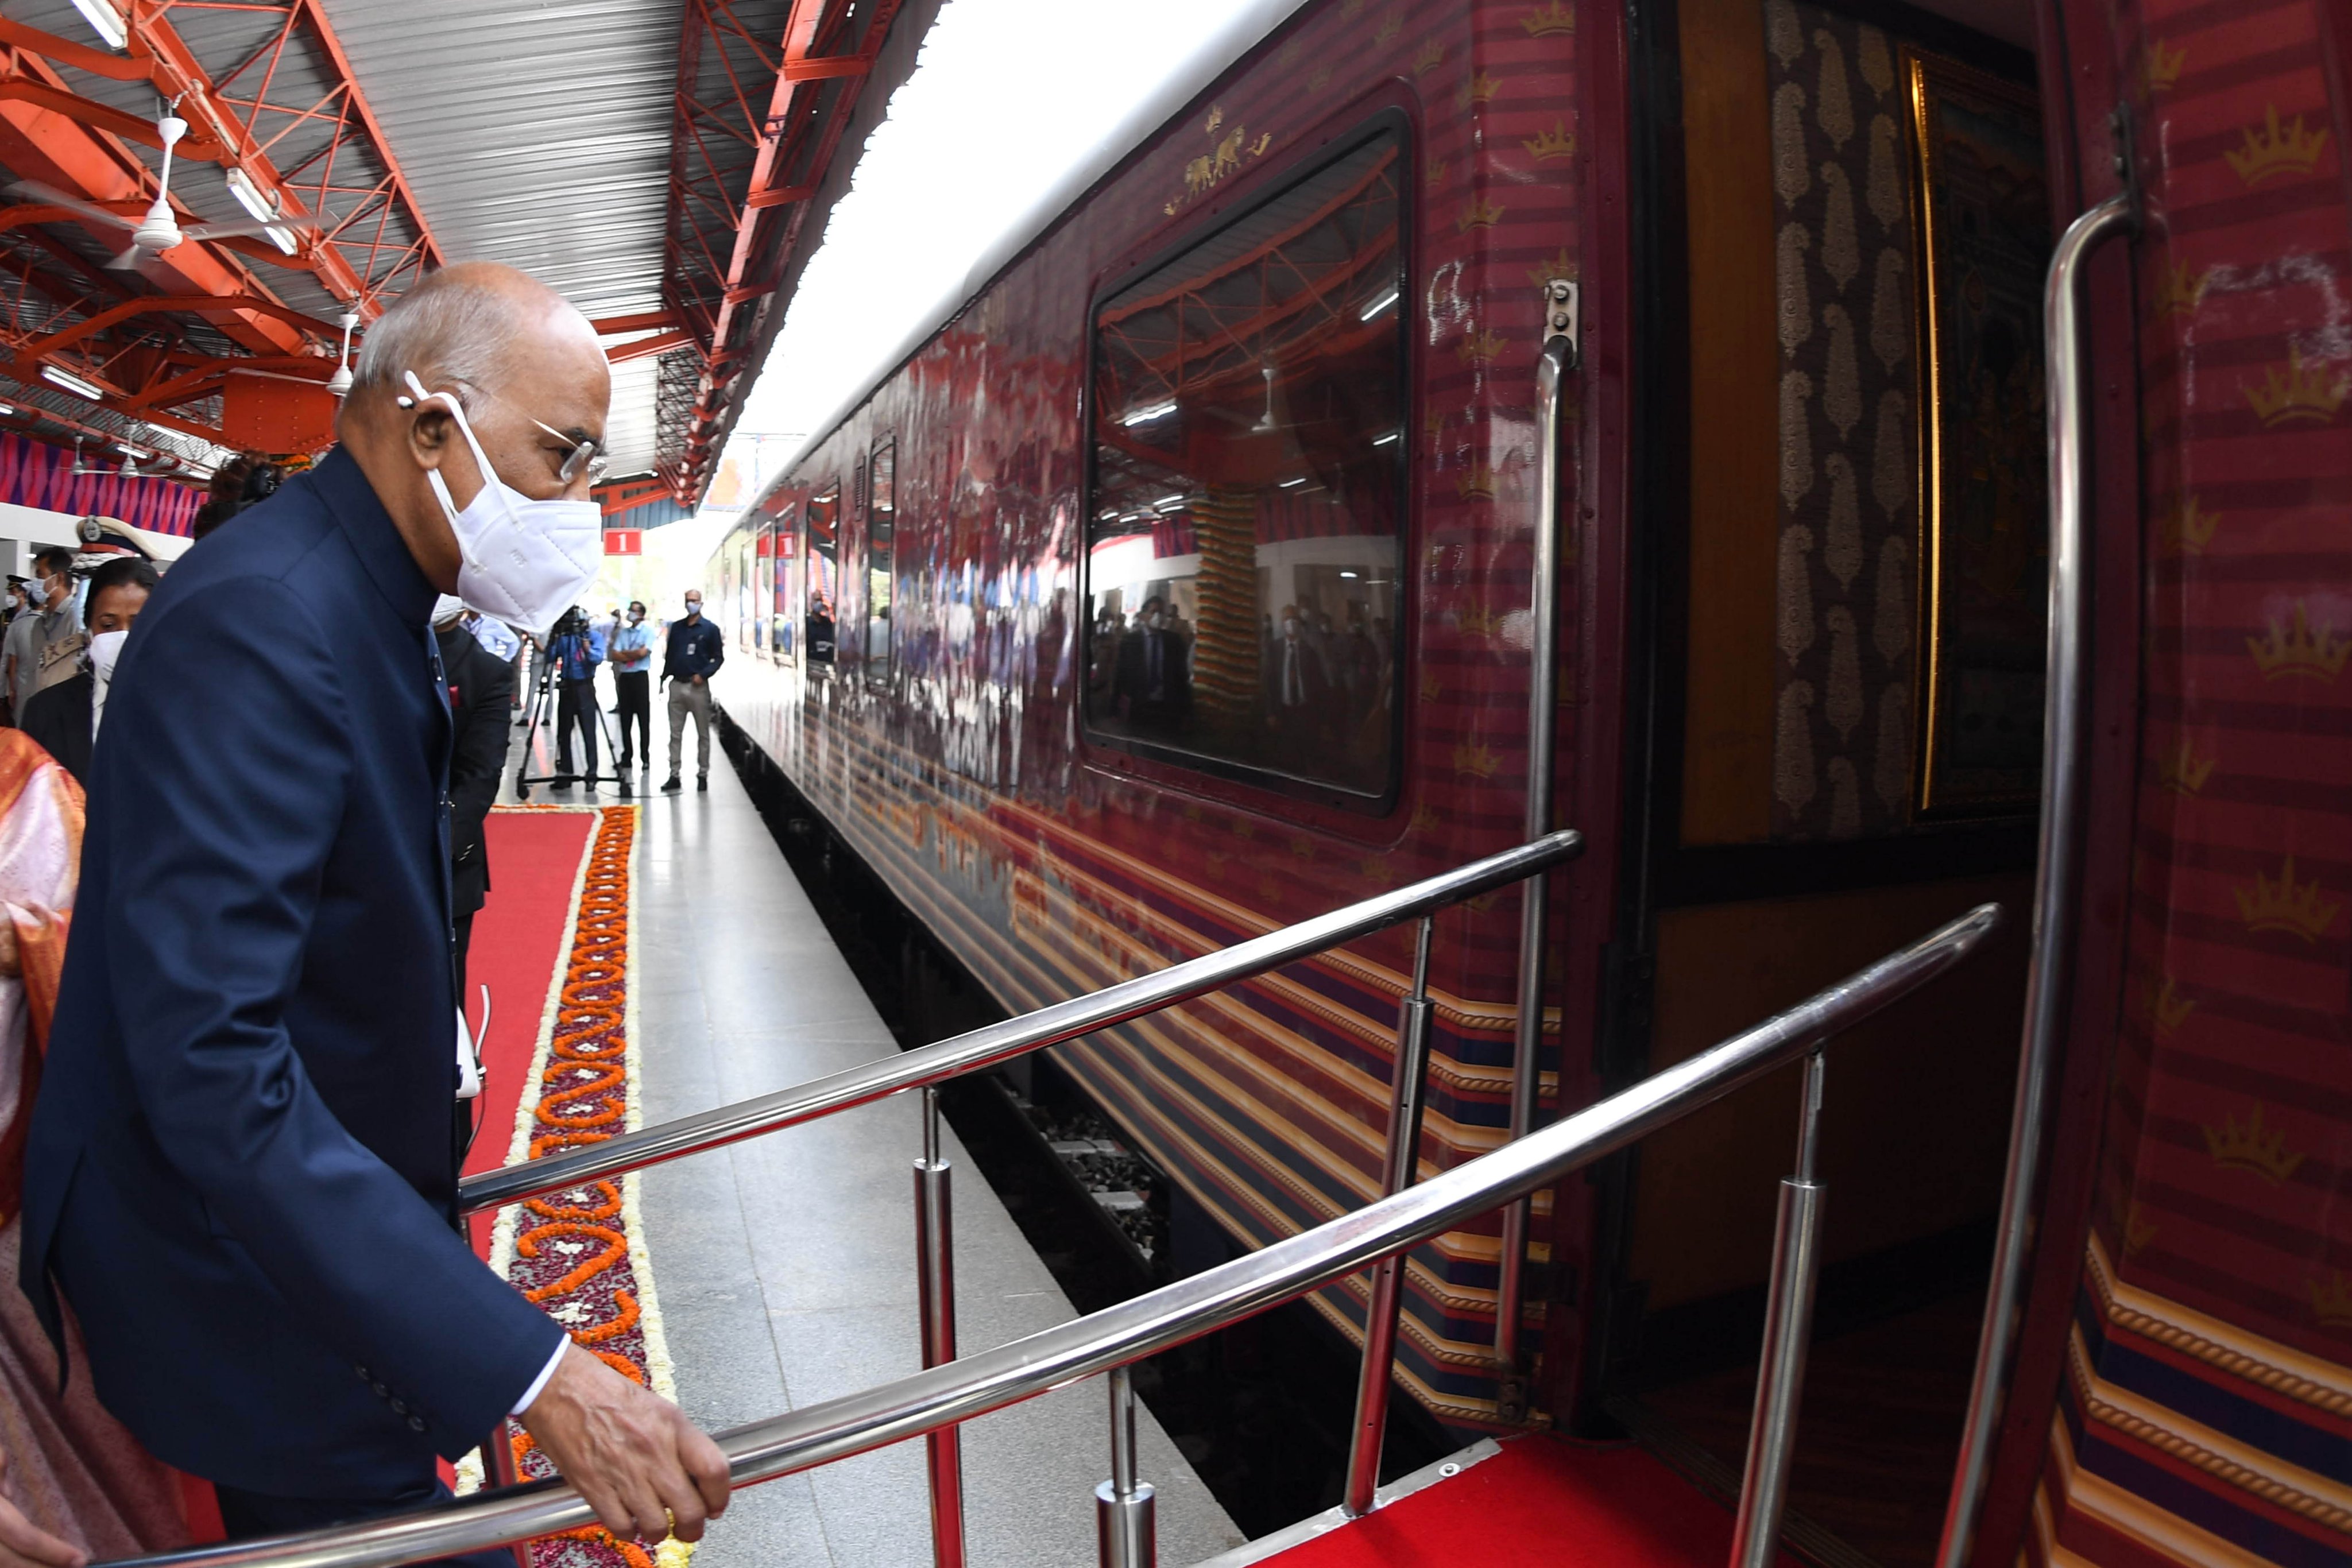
[403,372,603,638]
[88,627,128,683]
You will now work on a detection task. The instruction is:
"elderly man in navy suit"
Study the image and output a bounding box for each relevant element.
[18,262,728,1560]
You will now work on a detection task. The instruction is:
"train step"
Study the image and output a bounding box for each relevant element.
[1198,1434,1786,1567]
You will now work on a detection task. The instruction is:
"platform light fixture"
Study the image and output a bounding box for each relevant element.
[42,366,105,400]
[1278,475,1307,488]
[67,0,126,50]
[1120,399,1178,428]
[223,168,299,254]
[0,404,16,417]
[1359,288,1400,321]
[1372,429,1401,446]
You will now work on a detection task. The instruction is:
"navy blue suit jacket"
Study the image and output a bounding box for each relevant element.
[17,448,563,1497]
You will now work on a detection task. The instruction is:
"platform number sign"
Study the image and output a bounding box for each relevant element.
[604,528,643,556]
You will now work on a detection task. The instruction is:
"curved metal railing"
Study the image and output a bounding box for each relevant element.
[96,900,2000,1568]
[457,828,1585,1215]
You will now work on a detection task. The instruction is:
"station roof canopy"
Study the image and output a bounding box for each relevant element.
[0,0,910,508]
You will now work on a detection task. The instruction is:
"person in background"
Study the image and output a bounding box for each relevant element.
[462,607,521,666]
[2,552,80,723]
[0,726,208,1567]
[2,579,29,629]
[546,609,605,792]
[20,557,157,787]
[607,601,653,776]
[434,595,514,1004]
[660,589,722,793]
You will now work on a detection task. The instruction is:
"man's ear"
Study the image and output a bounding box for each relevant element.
[406,404,458,473]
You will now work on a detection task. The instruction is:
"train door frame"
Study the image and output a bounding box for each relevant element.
[1572,5,2148,1565]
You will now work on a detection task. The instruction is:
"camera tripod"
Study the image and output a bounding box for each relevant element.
[513,637,633,800]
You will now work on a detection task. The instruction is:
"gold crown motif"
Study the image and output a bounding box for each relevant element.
[1453,741,1500,779]
[1341,0,1364,16]
[2123,1202,2158,1257]
[2156,738,2216,796]
[2154,260,2213,318]
[1410,803,1441,833]
[1204,850,1229,880]
[2140,37,2185,94]
[1522,0,1576,35]
[1308,65,1333,93]
[1232,819,1255,840]
[1374,9,1402,46]
[2225,104,2330,186]
[1526,248,1576,289]
[1456,462,1499,499]
[2234,854,2342,942]
[1426,158,1449,190]
[2246,602,2349,681]
[1419,670,1442,702]
[1455,71,1499,111]
[1414,37,1445,76]
[1457,195,1504,231]
[2158,491,2218,554]
[1357,857,1394,885]
[2311,1271,2352,1329]
[1456,598,1504,634]
[1456,328,1506,366]
[1424,408,1449,438]
[2203,1103,2305,1183]
[1523,120,1576,162]
[2246,347,2346,425]
[1289,834,1316,860]
[2145,973,2195,1035]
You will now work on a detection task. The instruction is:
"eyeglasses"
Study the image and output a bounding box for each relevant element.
[526,416,609,487]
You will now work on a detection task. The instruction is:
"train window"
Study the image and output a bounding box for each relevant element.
[864,440,895,687]
[753,524,772,655]
[737,534,756,651]
[806,483,839,665]
[1085,125,1406,799]
[770,497,799,664]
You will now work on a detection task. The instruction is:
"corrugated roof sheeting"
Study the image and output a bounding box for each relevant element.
[316,0,689,474]
[9,0,413,326]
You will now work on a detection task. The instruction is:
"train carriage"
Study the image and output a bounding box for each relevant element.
[707,0,2352,1563]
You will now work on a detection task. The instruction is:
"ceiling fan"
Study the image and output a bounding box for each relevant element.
[11,114,316,269]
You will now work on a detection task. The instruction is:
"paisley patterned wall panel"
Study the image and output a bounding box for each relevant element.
[1765,0,1927,839]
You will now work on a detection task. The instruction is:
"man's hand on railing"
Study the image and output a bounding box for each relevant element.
[519,1343,730,1545]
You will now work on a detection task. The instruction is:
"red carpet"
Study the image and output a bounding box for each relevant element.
[460,808,597,1253]
[1265,1437,1795,1567]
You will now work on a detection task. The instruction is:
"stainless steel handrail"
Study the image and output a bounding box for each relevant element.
[100,902,1999,1568]
[1495,292,1578,1396]
[1933,190,2132,1568]
[457,828,1584,1215]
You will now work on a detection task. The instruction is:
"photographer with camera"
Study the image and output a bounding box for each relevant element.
[547,604,606,791]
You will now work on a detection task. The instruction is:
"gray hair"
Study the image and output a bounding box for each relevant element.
[350,268,525,407]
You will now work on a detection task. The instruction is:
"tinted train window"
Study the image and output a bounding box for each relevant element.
[807,484,839,665]
[769,497,799,664]
[865,441,896,687]
[753,526,772,653]
[1086,127,1406,798]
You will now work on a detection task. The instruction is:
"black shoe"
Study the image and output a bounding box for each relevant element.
[662,775,682,793]
[551,779,572,793]
[697,774,709,792]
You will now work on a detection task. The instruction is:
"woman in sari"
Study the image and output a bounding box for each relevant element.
[0,728,206,1566]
